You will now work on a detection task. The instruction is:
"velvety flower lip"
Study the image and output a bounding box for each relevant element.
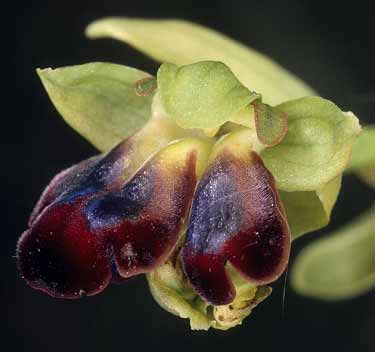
[84,150,198,278]
[17,199,114,299]
[17,138,210,299]
[181,149,291,306]
[23,20,362,330]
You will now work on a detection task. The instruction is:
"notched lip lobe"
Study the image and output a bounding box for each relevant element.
[21,148,199,297]
[180,148,291,305]
[19,139,290,306]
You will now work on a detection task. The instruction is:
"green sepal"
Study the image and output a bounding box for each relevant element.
[37,62,154,152]
[281,176,342,240]
[157,61,260,130]
[86,17,315,105]
[261,97,361,192]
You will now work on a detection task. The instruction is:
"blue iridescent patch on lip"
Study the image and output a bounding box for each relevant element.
[85,194,142,229]
[181,150,291,305]
[185,159,243,254]
[56,142,130,205]
[84,169,155,230]
[59,186,98,203]
[18,137,210,300]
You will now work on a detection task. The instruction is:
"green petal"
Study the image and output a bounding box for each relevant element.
[157,61,259,129]
[281,176,342,240]
[37,62,154,152]
[85,17,315,105]
[291,206,375,300]
[261,97,361,191]
[347,125,375,186]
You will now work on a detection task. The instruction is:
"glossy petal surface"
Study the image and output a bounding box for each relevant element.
[17,138,211,298]
[181,133,291,305]
[85,147,199,277]
[18,200,112,298]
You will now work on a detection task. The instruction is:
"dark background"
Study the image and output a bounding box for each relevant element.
[2,0,374,351]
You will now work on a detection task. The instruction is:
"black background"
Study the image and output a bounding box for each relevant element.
[2,1,374,351]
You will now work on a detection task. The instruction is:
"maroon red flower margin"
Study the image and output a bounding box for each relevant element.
[15,18,362,330]
[17,132,290,304]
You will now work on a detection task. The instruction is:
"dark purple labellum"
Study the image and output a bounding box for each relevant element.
[17,139,201,299]
[181,150,291,305]
[84,151,198,278]
[17,199,113,298]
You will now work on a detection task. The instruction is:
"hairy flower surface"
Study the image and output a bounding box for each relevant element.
[17,125,290,303]
[18,138,212,298]
[17,19,363,330]
[181,131,290,305]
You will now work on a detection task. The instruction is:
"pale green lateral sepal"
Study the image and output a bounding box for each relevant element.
[157,61,260,130]
[261,97,361,192]
[85,17,315,105]
[37,62,154,152]
[281,176,342,240]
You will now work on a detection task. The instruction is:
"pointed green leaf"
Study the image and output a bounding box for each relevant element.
[157,61,259,129]
[37,62,154,152]
[291,206,375,300]
[281,176,342,240]
[86,17,315,105]
[261,97,361,192]
[347,125,375,186]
